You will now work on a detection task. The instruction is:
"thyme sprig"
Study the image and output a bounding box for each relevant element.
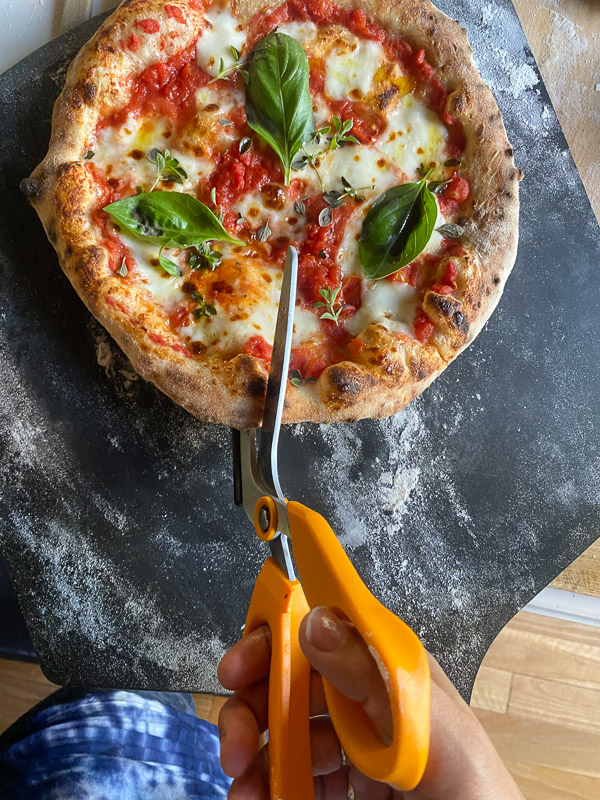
[292,117,359,189]
[322,176,373,208]
[210,46,248,84]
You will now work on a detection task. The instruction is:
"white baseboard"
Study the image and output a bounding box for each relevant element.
[523,587,600,628]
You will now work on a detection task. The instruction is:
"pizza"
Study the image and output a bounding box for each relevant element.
[22,0,521,428]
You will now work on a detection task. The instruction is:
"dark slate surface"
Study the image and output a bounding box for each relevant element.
[0,1,598,699]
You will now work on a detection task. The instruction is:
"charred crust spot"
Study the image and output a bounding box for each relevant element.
[376,86,398,110]
[234,355,267,398]
[454,311,468,333]
[83,81,97,104]
[327,366,375,397]
[505,147,514,157]
[493,276,501,285]
[416,368,428,381]
[503,190,512,198]
[428,294,469,334]
[20,178,39,198]
[247,375,267,398]
[48,226,57,243]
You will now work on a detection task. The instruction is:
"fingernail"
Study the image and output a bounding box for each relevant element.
[305,607,344,652]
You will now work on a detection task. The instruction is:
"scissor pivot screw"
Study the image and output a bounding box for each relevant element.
[258,505,270,532]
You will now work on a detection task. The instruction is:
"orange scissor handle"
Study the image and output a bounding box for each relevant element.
[244,556,315,800]
[287,501,431,792]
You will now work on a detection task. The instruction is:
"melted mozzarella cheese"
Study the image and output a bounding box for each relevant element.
[378,94,448,178]
[122,236,186,307]
[194,84,244,118]
[182,259,281,353]
[277,21,318,44]
[324,35,384,100]
[318,145,399,196]
[346,281,418,338]
[94,114,214,189]
[233,190,306,241]
[293,308,322,342]
[196,10,246,77]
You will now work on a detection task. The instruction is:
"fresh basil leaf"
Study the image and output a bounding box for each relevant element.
[245,31,314,185]
[428,179,451,194]
[104,192,244,248]
[158,244,182,277]
[358,178,438,280]
[437,223,465,239]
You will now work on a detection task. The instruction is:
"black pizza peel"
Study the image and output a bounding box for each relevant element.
[0,0,598,700]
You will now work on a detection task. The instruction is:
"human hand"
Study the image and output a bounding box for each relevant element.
[217,607,525,799]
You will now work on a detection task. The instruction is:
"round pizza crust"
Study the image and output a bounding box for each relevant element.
[22,0,521,428]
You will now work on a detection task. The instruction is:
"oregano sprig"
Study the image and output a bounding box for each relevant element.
[313,285,344,325]
[191,290,217,318]
[189,242,222,271]
[148,148,187,191]
[289,369,317,386]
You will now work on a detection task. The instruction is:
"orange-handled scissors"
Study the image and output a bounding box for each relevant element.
[231,247,430,798]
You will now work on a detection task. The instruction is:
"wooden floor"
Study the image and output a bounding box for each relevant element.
[1,606,599,798]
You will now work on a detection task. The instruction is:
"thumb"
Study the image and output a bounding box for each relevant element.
[299,607,394,744]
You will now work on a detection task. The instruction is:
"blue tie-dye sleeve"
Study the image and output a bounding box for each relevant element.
[0,690,232,800]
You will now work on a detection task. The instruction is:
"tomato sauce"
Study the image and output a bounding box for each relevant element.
[242,335,273,362]
[205,145,284,228]
[90,167,135,272]
[289,340,348,379]
[328,99,385,144]
[438,173,470,216]
[97,45,209,133]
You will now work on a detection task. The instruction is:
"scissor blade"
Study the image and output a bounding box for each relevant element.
[257,246,298,500]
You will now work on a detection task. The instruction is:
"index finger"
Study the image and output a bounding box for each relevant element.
[218,625,272,690]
